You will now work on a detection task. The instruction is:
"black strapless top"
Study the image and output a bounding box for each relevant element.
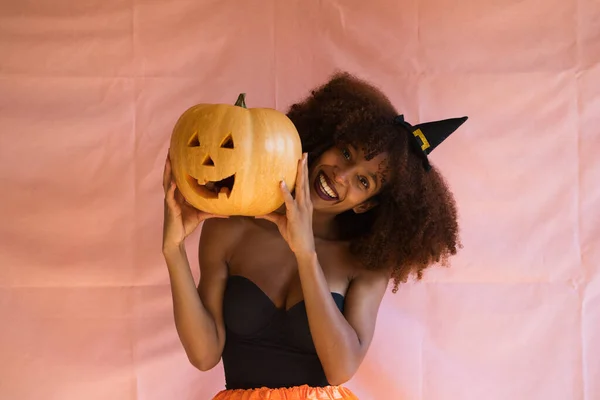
[221,275,345,390]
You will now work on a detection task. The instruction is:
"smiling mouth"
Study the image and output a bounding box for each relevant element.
[314,171,339,201]
[186,174,235,199]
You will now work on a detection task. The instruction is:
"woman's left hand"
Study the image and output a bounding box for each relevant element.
[256,153,316,256]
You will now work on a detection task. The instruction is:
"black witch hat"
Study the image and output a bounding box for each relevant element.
[394,114,468,171]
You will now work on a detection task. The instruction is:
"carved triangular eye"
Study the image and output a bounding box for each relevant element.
[220,133,234,149]
[202,155,214,166]
[188,132,200,147]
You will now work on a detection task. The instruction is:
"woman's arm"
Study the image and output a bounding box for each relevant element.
[255,154,389,384]
[163,221,228,371]
[296,251,388,385]
[162,151,230,371]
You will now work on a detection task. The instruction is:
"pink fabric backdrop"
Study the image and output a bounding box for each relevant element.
[1,0,598,399]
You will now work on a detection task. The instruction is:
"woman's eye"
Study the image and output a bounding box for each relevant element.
[341,148,350,160]
[359,177,369,189]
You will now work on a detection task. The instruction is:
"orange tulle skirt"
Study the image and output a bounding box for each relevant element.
[211,384,359,400]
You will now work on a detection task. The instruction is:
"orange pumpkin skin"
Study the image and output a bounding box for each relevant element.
[169,94,302,216]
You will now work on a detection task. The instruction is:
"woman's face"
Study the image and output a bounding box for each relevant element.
[308,144,388,215]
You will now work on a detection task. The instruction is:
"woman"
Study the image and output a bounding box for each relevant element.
[162,72,466,399]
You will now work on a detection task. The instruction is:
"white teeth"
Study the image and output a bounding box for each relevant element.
[319,173,337,199]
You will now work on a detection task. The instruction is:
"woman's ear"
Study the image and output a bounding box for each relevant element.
[352,198,378,214]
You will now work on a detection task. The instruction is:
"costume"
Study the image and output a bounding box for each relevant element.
[211,115,467,399]
[212,385,359,400]
[211,275,358,399]
[393,114,468,171]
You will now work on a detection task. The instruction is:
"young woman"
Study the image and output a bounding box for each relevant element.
[162,72,466,399]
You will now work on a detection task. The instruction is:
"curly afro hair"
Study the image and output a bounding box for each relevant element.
[286,71,461,292]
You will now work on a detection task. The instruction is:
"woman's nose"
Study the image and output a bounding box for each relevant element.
[333,167,351,184]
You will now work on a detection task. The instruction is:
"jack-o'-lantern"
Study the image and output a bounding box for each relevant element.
[169,93,302,216]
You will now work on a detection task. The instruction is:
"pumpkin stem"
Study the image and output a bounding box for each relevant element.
[234,93,247,108]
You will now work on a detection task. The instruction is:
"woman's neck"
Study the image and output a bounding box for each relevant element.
[311,210,338,241]
[272,204,339,241]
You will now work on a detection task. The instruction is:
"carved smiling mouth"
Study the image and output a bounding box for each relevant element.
[186,174,235,199]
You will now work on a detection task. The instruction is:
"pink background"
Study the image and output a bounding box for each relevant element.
[1,0,598,399]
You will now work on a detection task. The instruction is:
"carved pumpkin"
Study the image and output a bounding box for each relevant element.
[169,93,302,216]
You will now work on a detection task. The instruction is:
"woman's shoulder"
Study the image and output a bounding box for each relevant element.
[201,215,254,237]
[338,243,391,296]
[199,217,274,269]
[318,238,390,283]
[198,216,254,252]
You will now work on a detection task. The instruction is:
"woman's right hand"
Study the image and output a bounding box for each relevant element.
[162,150,226,252]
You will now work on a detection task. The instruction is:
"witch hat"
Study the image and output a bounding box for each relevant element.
[394,115,468,170]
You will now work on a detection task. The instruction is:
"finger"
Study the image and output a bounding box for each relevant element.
[301,153,310,203]
[280,180,295,211]
[255,212,284,225]
[291,154,306,204]
[199,212,229,221]
[295,153,310,206]
[294,155,305,203]
[163,151,172,193]
[174,186,185,204]
[165,182,180,211]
